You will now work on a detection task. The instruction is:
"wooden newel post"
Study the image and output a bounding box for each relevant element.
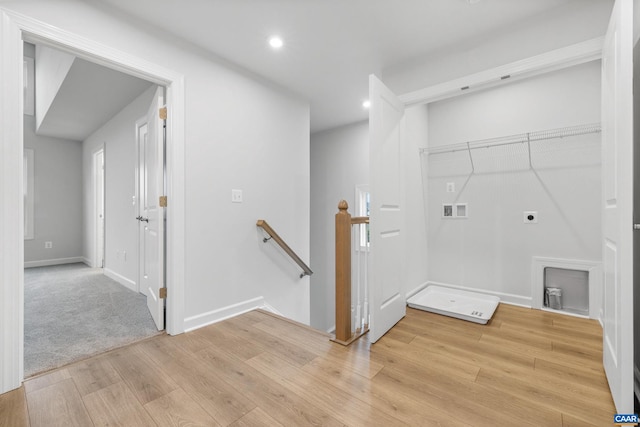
[335,200,352,342]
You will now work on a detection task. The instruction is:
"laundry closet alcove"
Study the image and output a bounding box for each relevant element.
[409,59,602,319]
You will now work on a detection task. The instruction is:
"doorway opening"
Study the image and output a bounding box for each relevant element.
[22,42,166,377]
[0,10,186,392]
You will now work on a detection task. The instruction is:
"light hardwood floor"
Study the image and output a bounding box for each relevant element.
[0,304,615,426]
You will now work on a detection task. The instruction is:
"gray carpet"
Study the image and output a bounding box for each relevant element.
[24,263,160,377]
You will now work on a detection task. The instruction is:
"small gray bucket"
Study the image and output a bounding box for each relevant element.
[545,287,562,310]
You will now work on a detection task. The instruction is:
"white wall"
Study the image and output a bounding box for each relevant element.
[34,44,74,131]
[382,0,613,97]
[2,0,310,328]
[83,85,157,288]
[422,61,601,305]
[402,104,429,298]
[23,115,83,265]
[310,121,369,331]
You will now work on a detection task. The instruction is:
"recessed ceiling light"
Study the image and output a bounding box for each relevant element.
[362,100,371,109]
[269,36,283,49]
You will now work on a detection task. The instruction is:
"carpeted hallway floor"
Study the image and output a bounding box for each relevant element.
[24,263,161,377]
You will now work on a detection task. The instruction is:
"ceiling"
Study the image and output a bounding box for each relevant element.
[37,56,152,141]
[87,0,609,133]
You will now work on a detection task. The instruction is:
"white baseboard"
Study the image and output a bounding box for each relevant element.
[82,257,93,267]
[24,256,84,268]
[104,268,137,293]
[184,296,265,332]
[260,301,283,316]
[425,281,532,307]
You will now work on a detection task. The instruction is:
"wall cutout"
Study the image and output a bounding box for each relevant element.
[531,256,600,318]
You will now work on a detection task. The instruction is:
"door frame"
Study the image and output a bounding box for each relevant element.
[93,146,105,269]
[135,118,149,296]
[0,9,186,393]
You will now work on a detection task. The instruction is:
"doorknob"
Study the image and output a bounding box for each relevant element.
[140,217,149,223]
[634,224,640,230]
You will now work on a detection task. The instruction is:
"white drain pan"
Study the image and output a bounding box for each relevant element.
[407,285,500,324]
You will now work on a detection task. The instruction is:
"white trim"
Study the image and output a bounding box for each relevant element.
[24,257,84,268]
[0,9,25,394]
[531,256,601,319]
[184,297,265,332]
[134,116,145,295]
[399,37,604,106]
[426,280,532,307]
[0,8,186,393]
[82,257,92,267]
[539,306,590,319]
[93,146,105,269]
[260,301,284,316]
[104,268,137,293]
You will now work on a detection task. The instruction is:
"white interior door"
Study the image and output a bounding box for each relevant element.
[602,0,634,413]
[368,74,406,343]
[139,87,165,330]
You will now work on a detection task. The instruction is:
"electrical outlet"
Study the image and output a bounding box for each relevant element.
[45,241,53,249]
[231,189,243,203]
[524,211,538,224]
[446,182,455,193]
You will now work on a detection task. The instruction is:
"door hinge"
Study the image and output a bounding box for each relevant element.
[159,196,167,207]
[159,287,167,299]
[159,107,167,120]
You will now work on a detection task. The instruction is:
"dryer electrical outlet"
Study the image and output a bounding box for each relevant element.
[524,211,538,223]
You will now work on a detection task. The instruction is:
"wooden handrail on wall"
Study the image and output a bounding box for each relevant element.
[256,219,313,278]
[333,200,369,345]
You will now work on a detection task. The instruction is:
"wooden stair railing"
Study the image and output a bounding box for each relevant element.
[256,219,313,278]
[332,200,369,345]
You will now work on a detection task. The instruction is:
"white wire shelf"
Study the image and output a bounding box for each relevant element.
[420,123,601,156]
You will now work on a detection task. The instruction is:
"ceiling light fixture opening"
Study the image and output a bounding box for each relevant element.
[269,36,284,49]
[362,100,371,109]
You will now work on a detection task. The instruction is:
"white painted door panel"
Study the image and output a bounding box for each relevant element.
[140,87,165,331]
[369,74,406,343]
[602,0,634,413]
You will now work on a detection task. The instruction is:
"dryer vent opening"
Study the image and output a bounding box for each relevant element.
[543,267,589,316]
